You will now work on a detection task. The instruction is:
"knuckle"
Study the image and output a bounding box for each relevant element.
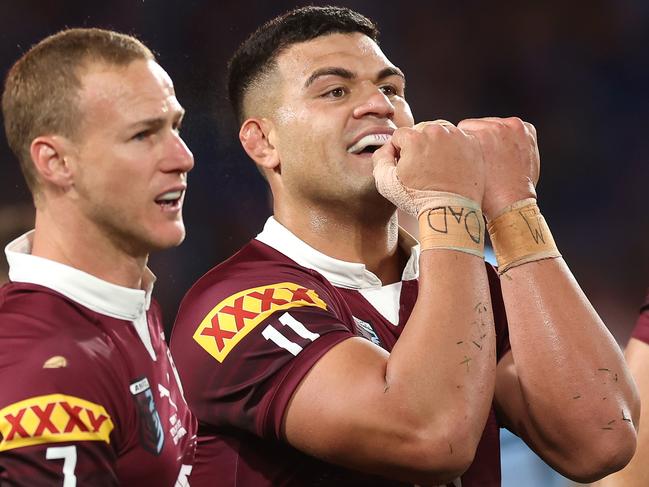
[421,124,442,136]
[394,126,414,140]
[524,121,537,135]
[504,117,525,131]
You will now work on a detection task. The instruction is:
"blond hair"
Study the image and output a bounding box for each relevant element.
[2,28,154,195]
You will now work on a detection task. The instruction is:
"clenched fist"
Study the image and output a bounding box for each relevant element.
[372,120,485,216]
[457,117,540,220]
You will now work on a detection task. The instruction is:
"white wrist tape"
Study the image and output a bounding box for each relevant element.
[487,198,561,273]
[374,156,484,257]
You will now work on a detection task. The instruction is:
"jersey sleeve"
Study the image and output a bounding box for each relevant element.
[0,303,127,486]
[630,291,649,345]
[170,278,355,441]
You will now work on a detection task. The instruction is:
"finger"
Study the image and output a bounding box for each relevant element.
[457,117,499,131]
[371,139,398,171]
[414,119,455,133]
[523,121,537,140]
[388,127,414,152]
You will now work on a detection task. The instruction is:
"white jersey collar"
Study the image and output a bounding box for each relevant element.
[255,217,419,290]
[5,231,155,321]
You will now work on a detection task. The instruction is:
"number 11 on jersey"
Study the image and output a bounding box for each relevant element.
[262,312,320,355]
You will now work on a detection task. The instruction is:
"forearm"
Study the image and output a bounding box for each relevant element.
[501,257,638,468]
[387,249,497,448]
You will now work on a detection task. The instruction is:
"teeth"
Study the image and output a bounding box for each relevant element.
[347,133,392,154]
[157,190,182,202]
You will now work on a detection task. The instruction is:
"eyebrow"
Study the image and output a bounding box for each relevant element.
[129,108,185,130]
[304,66,405,88]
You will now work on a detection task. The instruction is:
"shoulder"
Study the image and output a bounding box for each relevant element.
[0,282,128,424]
[0,310,122,455]
[174,240,343,332]
[0,281,91,325]
[169,238,354,378]
[0,282,115,357]
[186,239,330,296]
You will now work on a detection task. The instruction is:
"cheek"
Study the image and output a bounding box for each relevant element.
[278,122,322,158]
[273,104,345,164]
[275,106,301,126]
[89,157,146,198]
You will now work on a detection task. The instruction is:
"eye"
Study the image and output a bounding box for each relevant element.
[172,115,184,133]
[323,87,347,99]
[380,85,398,97]
[132,130,151,141]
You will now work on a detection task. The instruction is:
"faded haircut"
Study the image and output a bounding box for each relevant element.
[1,28,154,195]
[227,5,379,125]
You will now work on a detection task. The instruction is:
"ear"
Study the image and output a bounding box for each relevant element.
[239,118,280,172]
[29,135,75,190]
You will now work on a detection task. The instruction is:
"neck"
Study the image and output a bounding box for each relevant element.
[31,206,148,290]
[274,196,405,285]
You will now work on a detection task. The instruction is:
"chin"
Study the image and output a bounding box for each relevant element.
[147,224,186,251]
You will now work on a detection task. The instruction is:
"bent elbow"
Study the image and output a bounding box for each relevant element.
[397,422,478,485]
[562,430,637,483]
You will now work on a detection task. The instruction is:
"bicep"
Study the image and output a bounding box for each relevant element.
[283,336,453,480]
[284,336,392,461]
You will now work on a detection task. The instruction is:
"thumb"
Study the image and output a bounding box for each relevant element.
[371,140,398,172]
[372,141,398,191]
[372,142,419,217]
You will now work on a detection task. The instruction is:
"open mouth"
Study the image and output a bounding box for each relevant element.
[347,133,392,155]
[155,190,183,209]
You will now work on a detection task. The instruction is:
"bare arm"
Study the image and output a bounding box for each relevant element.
[494,259,638,482]
[594,338,649,487]
[285,250,495,484]
[459,116,639,482]
[284,122,498,485]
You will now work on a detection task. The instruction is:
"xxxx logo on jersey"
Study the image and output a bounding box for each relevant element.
[194,282,327,362]
[0,394,114,451]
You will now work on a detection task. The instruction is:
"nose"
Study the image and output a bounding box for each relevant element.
[352,84,395,120]
[163,130,194,174]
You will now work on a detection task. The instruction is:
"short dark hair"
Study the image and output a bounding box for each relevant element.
[2,28,154,196]
[227,5,379,124]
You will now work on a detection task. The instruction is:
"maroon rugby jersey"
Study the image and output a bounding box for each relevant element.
[0,233,196,486]
[631,291,649,345]
[171,217,510,486]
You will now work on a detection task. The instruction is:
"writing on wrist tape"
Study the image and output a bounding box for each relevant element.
[417,194,485,258]
[487,198,561,273]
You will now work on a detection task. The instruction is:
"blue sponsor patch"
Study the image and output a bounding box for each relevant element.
[130,377,164,455]
[352,316,382,347]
